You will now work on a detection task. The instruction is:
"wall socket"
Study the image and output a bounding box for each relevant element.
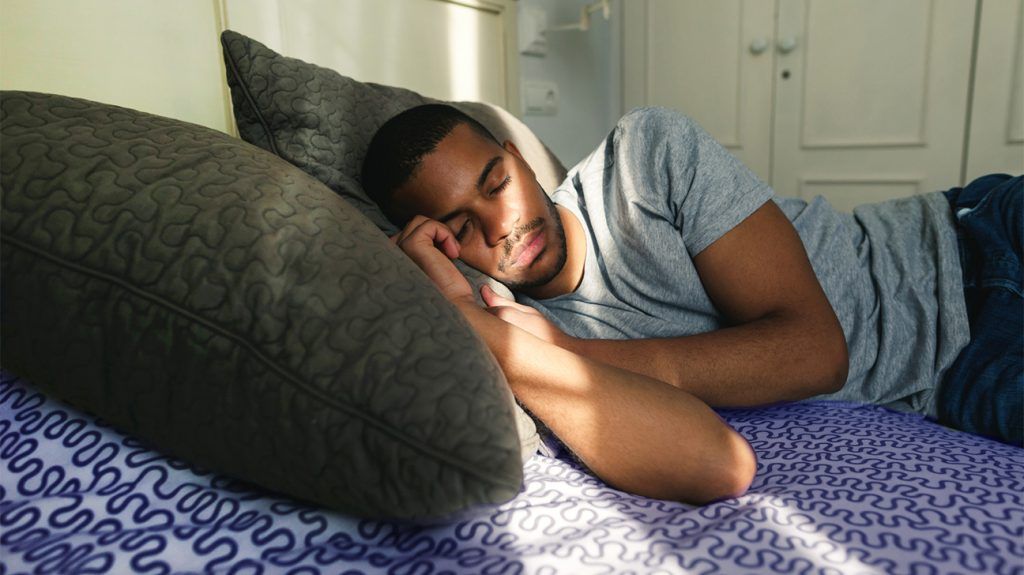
[522,80,559,115]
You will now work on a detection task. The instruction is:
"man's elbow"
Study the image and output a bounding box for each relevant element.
[818,328,849,394]
[800,317,848,396]
[708,431,757,502]
[670,431,757,505]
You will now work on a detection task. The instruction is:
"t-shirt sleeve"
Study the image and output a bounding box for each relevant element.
[621,108,775,256]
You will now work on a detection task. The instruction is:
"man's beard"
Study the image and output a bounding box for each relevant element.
[498,190,568,292]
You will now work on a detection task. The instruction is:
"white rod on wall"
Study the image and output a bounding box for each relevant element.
[547,0,611,32]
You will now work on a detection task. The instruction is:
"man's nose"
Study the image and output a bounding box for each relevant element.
[482,205,518,247]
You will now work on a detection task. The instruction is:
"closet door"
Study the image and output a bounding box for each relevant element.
[623,0,775,182]
[964,0,1024,179]
[771,0,976,211]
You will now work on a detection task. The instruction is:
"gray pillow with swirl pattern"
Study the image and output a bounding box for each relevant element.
[219,30,567,298]
[220,29,564,457]
[0,90,524,519]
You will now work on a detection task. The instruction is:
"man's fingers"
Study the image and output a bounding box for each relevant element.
[391,215,431,247]
[411,219,458,259]
[484,305,515,322]
[482,284,530,310]
[480,284,497,306]
[385,215,474,303]
[439,231,460,259]
[480,284,509,306]
[393,217,461,259]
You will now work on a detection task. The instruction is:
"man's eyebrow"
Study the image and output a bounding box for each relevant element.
[438,209,460,224]
[437,155,503,224]
[477,156,502,190]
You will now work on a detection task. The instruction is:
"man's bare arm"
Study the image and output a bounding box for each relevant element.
[392,216,756,504]
[454,296,756,504]
[485,201,849,408]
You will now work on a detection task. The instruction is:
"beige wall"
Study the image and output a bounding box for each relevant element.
[224,0,516,112]
[1,0,233,132]
[0,0,519,135]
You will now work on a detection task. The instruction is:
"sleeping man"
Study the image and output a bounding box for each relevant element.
[360,104,1023,503]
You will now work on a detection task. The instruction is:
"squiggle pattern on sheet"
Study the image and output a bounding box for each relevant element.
[1,371,1022,574]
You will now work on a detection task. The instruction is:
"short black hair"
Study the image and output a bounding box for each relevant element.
[360,104,499,226]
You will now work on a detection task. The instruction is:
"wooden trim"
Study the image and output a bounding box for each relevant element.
[212,0,238,137]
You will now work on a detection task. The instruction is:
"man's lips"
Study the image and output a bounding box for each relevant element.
[510,227,546,267]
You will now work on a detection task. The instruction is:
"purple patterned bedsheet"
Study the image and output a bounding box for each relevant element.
[1,370,1022,574]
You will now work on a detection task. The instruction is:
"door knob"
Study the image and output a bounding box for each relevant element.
[777,37,798,54]
[749,38,769,55]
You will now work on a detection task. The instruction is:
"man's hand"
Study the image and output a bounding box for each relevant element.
[391,215,474,304]
[479,284,573,348]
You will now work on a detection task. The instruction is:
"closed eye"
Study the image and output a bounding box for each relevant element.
[456,176,512,241]
[491,175,511,196]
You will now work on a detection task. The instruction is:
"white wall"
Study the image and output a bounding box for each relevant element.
[518,0,622,169]
[0,0,519,136]
[1,0,614,169]
[0,0,233,133]
[224,0,518,111]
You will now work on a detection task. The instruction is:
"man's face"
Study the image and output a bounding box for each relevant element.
[391,124,568,292]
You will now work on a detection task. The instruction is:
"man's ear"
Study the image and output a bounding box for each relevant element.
[503,139,522,159]
[503,140,535,176]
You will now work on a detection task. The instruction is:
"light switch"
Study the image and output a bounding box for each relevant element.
[519,7,548,57]
[523,81,559,116]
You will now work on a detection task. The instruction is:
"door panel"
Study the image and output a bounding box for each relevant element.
[623,0,775,181]
[800,1,932,147]
[964,0,1024,179]
[772,0,976,206]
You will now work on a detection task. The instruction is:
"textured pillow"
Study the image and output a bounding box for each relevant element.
[0,90,525,519]
[220,29,559,456]
[219,30,567,287]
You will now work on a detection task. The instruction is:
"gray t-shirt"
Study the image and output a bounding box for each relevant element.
[517,108,969,417]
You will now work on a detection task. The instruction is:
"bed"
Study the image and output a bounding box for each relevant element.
[2,19,1023,574]
[3,369,1021,574]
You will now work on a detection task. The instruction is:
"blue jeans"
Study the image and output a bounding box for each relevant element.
[940,174,1022,446]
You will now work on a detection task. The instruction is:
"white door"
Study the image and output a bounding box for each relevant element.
[623,0,776,182]
[622,0,978,211]
[772,0,976,211]
[964,0,1024,180]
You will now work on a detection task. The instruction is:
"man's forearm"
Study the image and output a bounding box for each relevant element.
[562,311,849,408]
[453,298,755,504]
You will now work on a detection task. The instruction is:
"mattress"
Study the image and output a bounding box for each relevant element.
[1,370,1021,574]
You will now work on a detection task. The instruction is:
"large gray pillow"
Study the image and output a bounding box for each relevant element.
[0,90,524,519]
[220,29,557,455]
[219,29,567,294]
